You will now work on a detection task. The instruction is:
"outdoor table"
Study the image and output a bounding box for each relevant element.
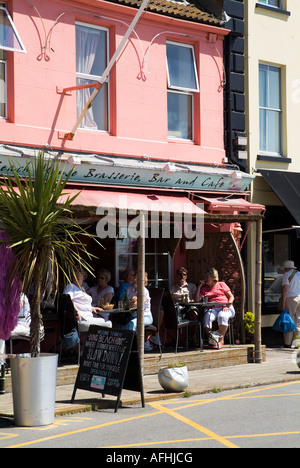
[107,308,137,315]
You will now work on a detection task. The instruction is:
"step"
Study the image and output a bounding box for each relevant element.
[2,345,264,393]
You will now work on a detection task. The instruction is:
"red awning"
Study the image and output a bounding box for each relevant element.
[60,189,205,215]
[198,196,265,214]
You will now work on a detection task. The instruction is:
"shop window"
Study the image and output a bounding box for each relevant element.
[0,5,26,53]
[263,233,289,308]
[166,41,199,141]
[0,49,6,118]
[76,22,109,132]
[259,64,282,156]
[116,235,171,290]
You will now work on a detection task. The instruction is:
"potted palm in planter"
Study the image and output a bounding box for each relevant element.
[0,152,99,426]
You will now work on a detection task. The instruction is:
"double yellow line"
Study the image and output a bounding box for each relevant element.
[5,381,300,448]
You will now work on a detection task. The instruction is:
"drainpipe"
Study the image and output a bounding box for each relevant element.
[65,0,150,140]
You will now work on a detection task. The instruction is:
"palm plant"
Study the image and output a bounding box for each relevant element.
[0,152,100,355]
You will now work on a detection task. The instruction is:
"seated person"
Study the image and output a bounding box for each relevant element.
[89,268,114,321]
[170,267,197,303]
[195,268,235,349]
[116,272,154,351]
[11,293,45,340]
[170,267,198,347]
[63,267,112,332]
[115,269,135,302]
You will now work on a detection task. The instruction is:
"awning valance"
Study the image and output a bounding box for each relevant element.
[259,170,300,225]
[60,189,205,216]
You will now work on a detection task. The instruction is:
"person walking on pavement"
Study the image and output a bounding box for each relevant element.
[281,260,300,348]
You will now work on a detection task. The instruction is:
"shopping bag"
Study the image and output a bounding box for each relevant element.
[272,309,296,333]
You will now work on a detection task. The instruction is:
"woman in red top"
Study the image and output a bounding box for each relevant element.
[195,268,235,348]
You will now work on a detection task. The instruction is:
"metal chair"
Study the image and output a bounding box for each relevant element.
[202,307,235,348]
[57,294,81,364]
[227,317,235,347]
[9,334,31,354]
[162,290,203,353]
[146,287,165,354]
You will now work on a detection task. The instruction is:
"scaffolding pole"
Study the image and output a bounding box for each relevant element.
[64,0,149,140]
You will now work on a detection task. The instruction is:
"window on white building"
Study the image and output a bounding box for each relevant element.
[166,41,199,140]
[0,49,6,118]
[0,5,26,53]
[76,22,109,132]
[257,0,282,8]
[259,64,282,156]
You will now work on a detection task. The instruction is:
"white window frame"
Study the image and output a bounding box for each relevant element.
[166,41,199,141]
[166,41,199,93]
[257,0,282,8]
[259,63,282,157]
[75,21,110,132]
[0,5,26,53]
[115,236,172,290]
[0,50,7,118]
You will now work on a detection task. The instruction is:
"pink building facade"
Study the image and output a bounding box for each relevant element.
[0,0,263,301]
[1,0,228,164]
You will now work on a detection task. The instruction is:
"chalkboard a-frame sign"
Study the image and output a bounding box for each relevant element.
[71,325,145,412]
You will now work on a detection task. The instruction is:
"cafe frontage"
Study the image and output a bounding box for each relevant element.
[0,145,265,366]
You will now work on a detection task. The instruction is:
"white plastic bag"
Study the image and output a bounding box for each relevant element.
[158,365,189,392]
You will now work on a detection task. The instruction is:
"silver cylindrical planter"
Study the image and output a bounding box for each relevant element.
[11,353,58,427]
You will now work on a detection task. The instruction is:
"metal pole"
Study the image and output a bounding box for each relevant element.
[65,0,149,140]
[137,212,145,374]
[254,218,262,363]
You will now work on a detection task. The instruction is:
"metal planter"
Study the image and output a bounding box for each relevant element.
[10,353,58,427]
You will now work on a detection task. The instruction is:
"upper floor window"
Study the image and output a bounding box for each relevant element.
[0,5,26,53]
[259,64,282,156]
[0,49,6,118]
[256,0,290,15]
[166,41,199,141]
[257,0,282,8]
[76,22,109,132]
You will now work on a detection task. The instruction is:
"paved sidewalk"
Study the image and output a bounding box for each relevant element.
[0,348,299,419]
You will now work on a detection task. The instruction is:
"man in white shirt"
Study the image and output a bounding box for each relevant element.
[281,260,300,348]
[170,267,197,303]
[170,267,198,347]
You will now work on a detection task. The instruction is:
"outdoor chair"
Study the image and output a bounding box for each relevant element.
[146,287,165,355]
[57,294,81,365]
[162,290,203,353]
[202,309,235,348]
[9,322,46,355]
[227,317,235,347]
[9,334,31,354]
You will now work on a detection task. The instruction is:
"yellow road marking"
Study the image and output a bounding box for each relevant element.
[5,411,162,448]
[4,381,300,448]
[101,431,300,448]
[0,433,18,441]
[149,401,239,449]
[171,381,300,411]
